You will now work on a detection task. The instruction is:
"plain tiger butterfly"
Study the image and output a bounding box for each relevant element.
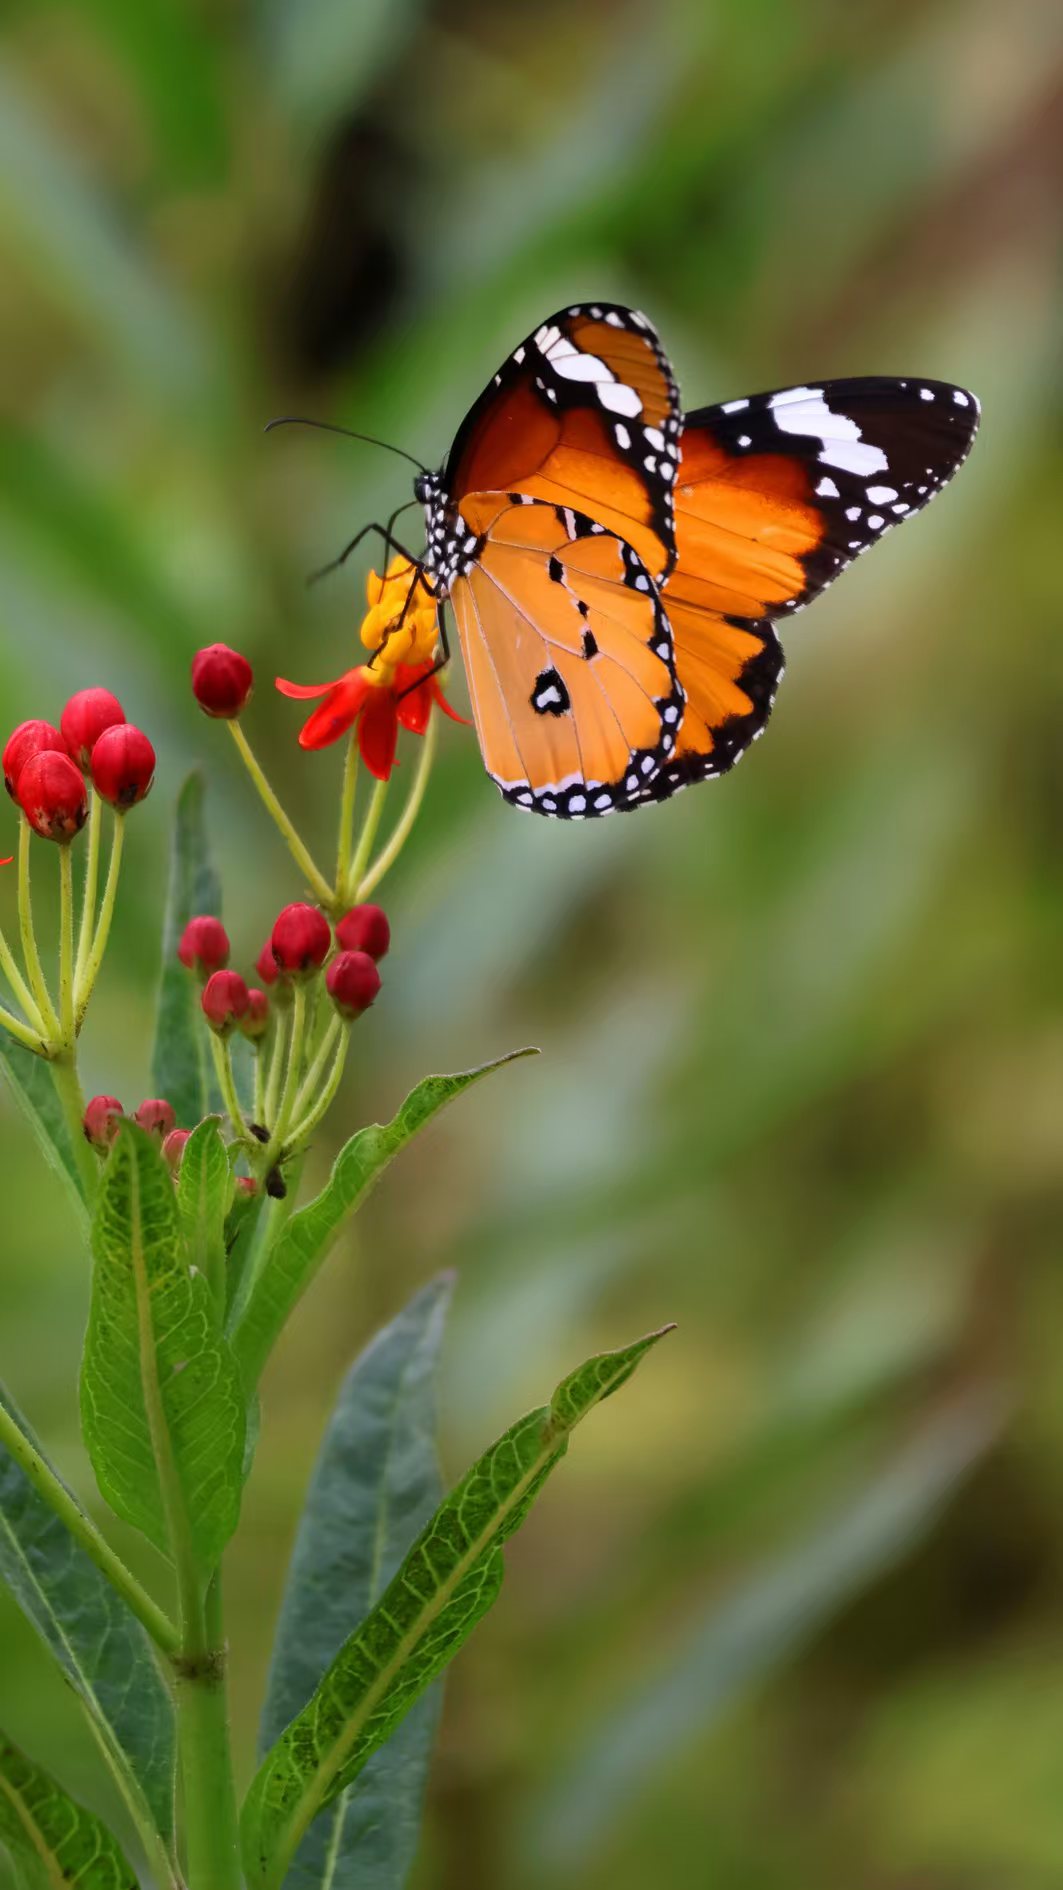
[316,303,980,817]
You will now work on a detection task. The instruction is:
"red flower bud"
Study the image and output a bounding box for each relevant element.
[60,689,125,770]
[240,988,271,1041]
[163,1127,192,1170]
[178,916,231,977]
[84,1094,123,1150]
[90,725,155,809]
[191,645,254,719]
[235,1175,257,1197]
[255,942,279,986]
[326,949,381,1019]
[17,750,89,842]
[135,1098,176,1141]
[3,721,64,800]
[335,903,391,961]
[271,903,331,976]
[201,969,250,1035]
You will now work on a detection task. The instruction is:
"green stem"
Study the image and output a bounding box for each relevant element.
[334,735,359,904]
[209,1034,250,1147]
[290,1014,341,1122]
[0,1002,46,1052]
[0,1391,179,1656]
[176,1573,242,1890]
[286,1026,350,1147]
[0,919,48,1037]
[264,981,306,1164]
[74,813,124,1027]
[344,777,389,905]
[17,820,59,1041]
[49,1054,99,1202]
[358,713,437,899]
[73,791,101,991]
[57,845,75,1050]
[262,1002,289,1132]
[227,724,333,907]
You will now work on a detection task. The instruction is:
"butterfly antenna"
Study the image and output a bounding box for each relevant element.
[264,416,429,475]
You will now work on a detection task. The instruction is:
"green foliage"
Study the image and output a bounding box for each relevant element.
[0,1386,175,1847]
[0,1736,136,1890]
[242,1324,671,1890]
[175,1117,230,1311]
[261,1274,453,1890]
[152,774,223,1131]
[229,1051,537,1391]
[0,1044,86,1222]
[81,1124,245,1563]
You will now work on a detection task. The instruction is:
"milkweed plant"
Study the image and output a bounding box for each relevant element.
[0,559,670,1890]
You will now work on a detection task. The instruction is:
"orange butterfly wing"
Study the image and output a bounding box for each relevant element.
[449,496,683,816]
[445,304,681,583]
[642,377,980,800]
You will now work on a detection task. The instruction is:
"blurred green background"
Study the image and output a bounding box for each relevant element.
[1,0,1062,1885]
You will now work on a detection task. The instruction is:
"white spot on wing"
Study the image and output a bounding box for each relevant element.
[866,485,898,504]
[722,398,749,413]
[816,476,839,498]
[598,380,643,417]
[770,386,888,476]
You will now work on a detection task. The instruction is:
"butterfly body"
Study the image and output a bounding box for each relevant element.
[403,305,978,816]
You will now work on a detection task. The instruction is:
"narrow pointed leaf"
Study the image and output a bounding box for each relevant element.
[0,1736,138,1890]
[0,1041,87,1220]
[229,1051,536,1391]
[261,1275,454,1890]
[175,1118,230,1311]
[241,1324,672,1890]
[81,1124,246,1563]
[0,1386,175,1849]
[151,773,223,1129]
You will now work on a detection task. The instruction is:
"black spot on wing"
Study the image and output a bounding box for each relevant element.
[530,667,571,717]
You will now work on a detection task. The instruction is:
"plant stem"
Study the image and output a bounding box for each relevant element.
[286,1026,350,1147]
[334,736,359,903]
[264,981,306,1163]
[73,791,101,991]
[49,1053,99,1202]
[209,1034,250,1147]
[175,1572,242,1890]
[0,1002,46,1052]
[262,1003,289,1132]
[57,845,75,1050]
[74,813,125,1027]
[0,1391,180,1656]
[290,1013,341,1122]
[0,920,48,1038]
[345,777,389,903]
[358,713,437,899]
[227,724,333,907]
[17,820,59,1041]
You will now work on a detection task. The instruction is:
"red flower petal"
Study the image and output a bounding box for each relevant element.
[357,687,400,780]
[298,674,371,750]
[276,676,337,701]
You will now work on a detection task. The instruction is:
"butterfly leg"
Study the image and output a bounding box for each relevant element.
[308,501,422,587]
[394,604,451,704]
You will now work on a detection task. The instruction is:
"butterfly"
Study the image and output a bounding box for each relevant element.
[378,303,979,817]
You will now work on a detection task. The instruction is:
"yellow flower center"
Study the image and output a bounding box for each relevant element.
[360,556,437,672]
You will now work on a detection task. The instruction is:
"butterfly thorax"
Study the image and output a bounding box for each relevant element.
[415,471,480,595]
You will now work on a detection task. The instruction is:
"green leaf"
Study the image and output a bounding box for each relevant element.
[0,1042,87,1222]
[261,1275,454,1890]
[81,1124,246,1564]
[535,1393,1005,1868]
[0,1386,175,1852]
[151,774,223,1130]
[241,1323,672,1890]
[175,1117,230,1311]
[229,1050,536,1392]
[0,1735,137,1890]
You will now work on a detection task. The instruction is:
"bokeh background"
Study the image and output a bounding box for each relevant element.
[2,1,1062,1885]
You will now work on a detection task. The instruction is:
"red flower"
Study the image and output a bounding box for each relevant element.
[276,662,465,780]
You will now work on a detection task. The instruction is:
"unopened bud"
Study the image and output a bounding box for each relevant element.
[84,1094,123,1150]
[201,969,250,1035]
[90,725,155,809]
[335,903,390,962]
[61,689,125,771]
[18,751,89,842]
[163,1128,192,1170]
[135,1098,176,1141]
[240,988,271,1041]
[4,721,64,800]
[191,645,254,719]
[326,949,381,1019]
[178,916,231,978]
[271,903,331,976]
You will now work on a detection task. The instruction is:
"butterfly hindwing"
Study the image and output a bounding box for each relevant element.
[444,304,682,583]
[449,495,683,817]
[636,375,980,800]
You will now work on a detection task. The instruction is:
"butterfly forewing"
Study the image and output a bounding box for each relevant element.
[638,375,980,799]
[450,496,683,817]
[445,303,681,582]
